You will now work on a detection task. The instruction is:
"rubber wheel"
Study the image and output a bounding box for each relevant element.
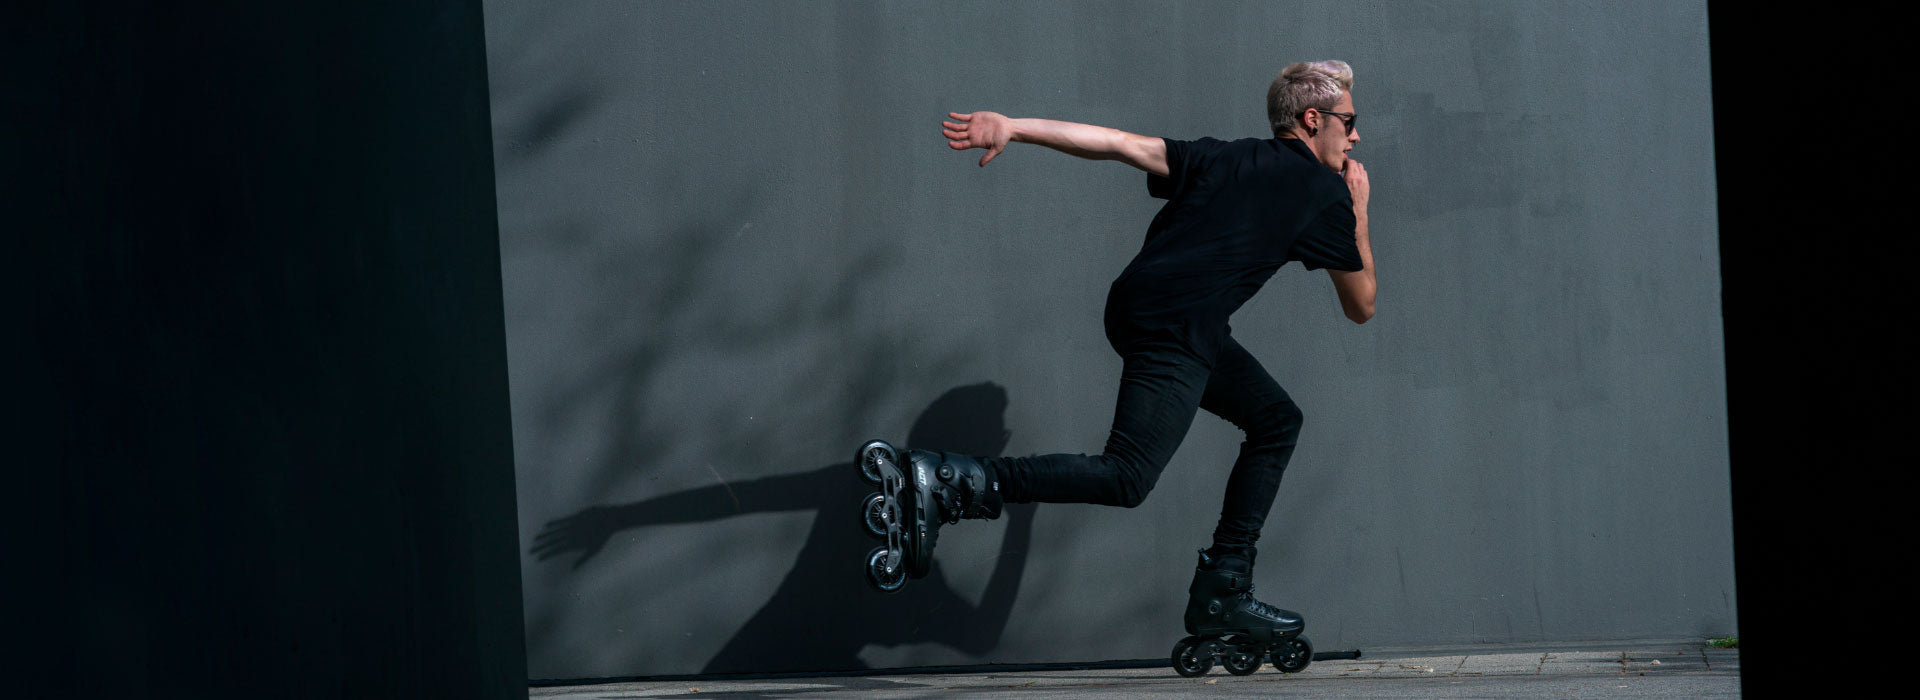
[1223,645,1262,676]
[1171,636,1213,677]
[1271,635,1313,673]
[856,440,893,486]
[861,492,889,539]
[864,546,905,593]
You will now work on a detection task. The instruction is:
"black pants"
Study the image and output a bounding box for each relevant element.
[984,326,1305,552]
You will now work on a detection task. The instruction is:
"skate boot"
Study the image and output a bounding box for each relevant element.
[1170,548,1313,677]
[856,440,1002,592]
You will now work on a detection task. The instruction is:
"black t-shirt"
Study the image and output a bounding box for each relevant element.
[1104,136,1362,358]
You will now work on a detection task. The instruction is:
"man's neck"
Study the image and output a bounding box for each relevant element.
[1280,131,1326,159]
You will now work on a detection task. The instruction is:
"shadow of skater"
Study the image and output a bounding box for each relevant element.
[531,382,1036,674]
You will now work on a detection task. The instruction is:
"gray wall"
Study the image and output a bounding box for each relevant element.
[482,0,1732,680]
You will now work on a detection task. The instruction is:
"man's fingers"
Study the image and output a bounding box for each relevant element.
[942,121,966,131]
[949,140,969,150]
[979,146,1000,166]
[949,111,972,121]
[942,128,966,140]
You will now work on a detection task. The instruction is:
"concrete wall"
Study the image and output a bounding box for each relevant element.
[482,0,1732,679]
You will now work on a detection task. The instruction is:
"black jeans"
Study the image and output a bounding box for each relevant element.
[984,325,1305,552]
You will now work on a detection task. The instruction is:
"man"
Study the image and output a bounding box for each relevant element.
[869,60,1373,663]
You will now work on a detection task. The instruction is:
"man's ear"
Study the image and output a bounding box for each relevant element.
[1303,108,1319,138]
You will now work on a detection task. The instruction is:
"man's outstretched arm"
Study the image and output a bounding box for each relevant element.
[942,111,1167,177]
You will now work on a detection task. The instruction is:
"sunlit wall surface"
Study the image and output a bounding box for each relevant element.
[482,0,1729,679]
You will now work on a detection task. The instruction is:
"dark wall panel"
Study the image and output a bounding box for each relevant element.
[12,2,525,697]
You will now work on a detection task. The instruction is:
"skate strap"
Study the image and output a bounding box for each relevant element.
[1242,585,1279,615]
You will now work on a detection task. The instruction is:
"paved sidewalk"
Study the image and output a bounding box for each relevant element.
[532,640,1738,698]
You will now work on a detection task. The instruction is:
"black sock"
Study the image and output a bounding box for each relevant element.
[1203,544,1257,568]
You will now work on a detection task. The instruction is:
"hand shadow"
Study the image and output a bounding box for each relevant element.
[531,382,1035,674]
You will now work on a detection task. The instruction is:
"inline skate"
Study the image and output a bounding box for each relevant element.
[855,439,1002,592]
[1170,548,1313,676]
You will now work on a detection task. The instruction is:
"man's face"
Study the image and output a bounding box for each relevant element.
[1308,92,1360,172]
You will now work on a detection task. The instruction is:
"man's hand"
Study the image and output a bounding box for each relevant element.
[1344,158,1370,216]
[943,111,1014,167]
[530,505,621,570]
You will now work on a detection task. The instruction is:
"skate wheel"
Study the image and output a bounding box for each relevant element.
[856,440,894,486]
[1223,644,1262,676]
[1170,636,1213,677]
[864,546,905,593]
[1271,635,1312,673]
[861,492,889,539]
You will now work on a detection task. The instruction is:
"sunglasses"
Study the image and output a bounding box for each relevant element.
[1303,109,1357,134]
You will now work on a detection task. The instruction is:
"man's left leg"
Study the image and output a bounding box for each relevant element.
[1181,333,1307,647]
[1199,334,1305,555]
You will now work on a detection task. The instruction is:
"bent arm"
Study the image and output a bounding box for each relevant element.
[917,503,1035,654]
[1010,118,1168,177]
[1329,212,1376,323]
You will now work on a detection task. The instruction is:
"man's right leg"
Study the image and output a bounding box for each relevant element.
[984,331,1212,507]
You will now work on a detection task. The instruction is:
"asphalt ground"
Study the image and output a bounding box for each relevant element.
[531,639,1739,699]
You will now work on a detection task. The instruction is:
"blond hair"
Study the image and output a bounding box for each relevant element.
[1267,61,1353,138]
